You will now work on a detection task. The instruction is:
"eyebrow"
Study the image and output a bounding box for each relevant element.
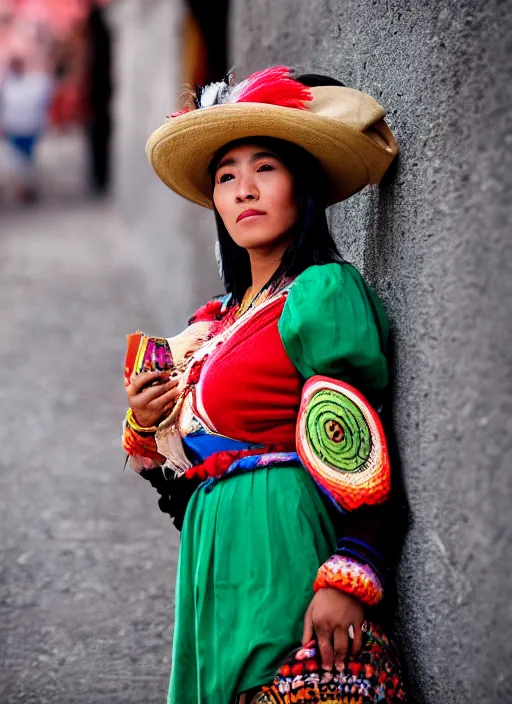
[215,151,278,172]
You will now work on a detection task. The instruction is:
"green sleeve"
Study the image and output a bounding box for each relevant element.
[278,263,389,392]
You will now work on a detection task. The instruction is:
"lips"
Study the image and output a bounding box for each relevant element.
[236,209,266,223]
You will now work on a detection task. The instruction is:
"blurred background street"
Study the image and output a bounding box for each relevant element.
[0,1,511,703]
[0,1,224,701]
[0,128,179,703]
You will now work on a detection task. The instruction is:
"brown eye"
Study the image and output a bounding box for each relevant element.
[218,173,234,183]
[257,164,274,172]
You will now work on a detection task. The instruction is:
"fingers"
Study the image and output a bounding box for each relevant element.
[143,380,179,404]
[302,605,313,646]
[148,385,180,410]
[333,626,349,671]
[127,376,178,405]
[350,622,363,659]
[127,370,170,395]
[162,399,179,417]
[125,371,180,429]
[316,628,334,671]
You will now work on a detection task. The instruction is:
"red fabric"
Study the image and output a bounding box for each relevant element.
[188,299,224,324]
[236,66,312,110]
[199,297,302,446]
[124,332,143,382]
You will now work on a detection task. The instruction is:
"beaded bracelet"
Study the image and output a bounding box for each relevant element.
[125,407,159,434]
[313,555,384,607]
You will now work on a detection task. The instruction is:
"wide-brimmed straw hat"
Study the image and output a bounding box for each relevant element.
[146,66,398,209]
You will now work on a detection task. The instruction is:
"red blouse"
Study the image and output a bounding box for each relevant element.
[197,295,302,447]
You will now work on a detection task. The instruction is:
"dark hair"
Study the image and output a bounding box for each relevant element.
[208,74,346,304]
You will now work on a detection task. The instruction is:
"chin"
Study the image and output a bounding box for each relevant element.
[232,227,286,250]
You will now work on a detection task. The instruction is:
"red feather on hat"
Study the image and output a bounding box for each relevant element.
[234,66,312,110]
[169,66,312,118]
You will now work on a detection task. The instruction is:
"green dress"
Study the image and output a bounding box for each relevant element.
[168,263,389,704]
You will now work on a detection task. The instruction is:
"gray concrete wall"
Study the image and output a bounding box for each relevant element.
[231,2,512,702]
[109,0,221,333]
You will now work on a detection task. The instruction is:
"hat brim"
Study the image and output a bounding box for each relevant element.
[146,102,394,208]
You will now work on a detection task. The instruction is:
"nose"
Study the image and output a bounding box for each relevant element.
[235,172,258,203]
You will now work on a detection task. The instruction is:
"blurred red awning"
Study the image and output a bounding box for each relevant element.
[13,0,112,35]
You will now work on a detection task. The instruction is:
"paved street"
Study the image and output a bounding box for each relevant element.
[0,133,179,703]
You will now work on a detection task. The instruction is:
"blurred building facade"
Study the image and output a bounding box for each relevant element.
[109,0,223,332]
[109,1,512,703]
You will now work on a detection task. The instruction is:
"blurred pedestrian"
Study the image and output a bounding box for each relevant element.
[0,54,53,202]
[84,3,112,196]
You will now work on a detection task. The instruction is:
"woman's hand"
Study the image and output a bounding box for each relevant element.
[302,587,365,671]
[125,370,181,428]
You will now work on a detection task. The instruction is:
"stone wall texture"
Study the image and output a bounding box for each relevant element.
[230,2,512,702]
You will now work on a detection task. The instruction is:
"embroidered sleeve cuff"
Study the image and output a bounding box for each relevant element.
[313,554,384,606]
[122,416,165,472]
[335,536,387,586]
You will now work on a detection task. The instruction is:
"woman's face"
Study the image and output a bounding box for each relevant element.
[212,143,299,250]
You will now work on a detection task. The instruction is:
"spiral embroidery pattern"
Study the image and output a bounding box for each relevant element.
[296,376,391,510]
[305,387,371,473]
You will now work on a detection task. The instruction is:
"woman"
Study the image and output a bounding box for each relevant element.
[123,66,406,703]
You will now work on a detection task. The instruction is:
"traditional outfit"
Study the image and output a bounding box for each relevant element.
[123,67,406,703]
